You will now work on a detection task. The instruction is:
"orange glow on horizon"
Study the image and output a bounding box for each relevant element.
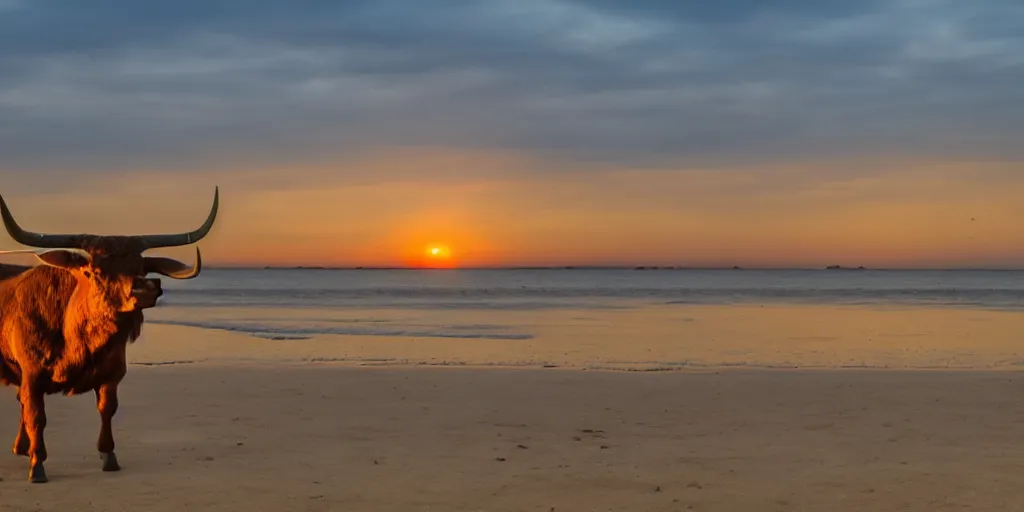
[8,149,1024,269]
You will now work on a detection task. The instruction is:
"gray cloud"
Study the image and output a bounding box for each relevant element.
[1,0,1022,179]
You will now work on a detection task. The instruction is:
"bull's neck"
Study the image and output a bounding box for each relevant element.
[64,295,129,349]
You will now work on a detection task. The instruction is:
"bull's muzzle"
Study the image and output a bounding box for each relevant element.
[132,277,163,310]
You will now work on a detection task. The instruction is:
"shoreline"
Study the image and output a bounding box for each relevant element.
[133,303,1024,372]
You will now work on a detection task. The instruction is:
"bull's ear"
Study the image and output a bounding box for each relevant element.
[144,247,202,280]
[35,249,91,270]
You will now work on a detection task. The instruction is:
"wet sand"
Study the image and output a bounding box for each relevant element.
[140,304,1024,370]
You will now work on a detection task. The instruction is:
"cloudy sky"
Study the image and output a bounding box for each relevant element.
[1,0,1023,267]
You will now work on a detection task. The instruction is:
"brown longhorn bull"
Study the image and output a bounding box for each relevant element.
[0,188,218,483]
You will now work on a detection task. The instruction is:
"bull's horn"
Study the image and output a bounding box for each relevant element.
[0,187,219,250]
[138,187,219,250]
[0,194,82,248]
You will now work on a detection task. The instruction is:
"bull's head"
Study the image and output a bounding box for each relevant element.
[0,188,218,312]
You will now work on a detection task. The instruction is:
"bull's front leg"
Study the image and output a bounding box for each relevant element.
[19,380,48,483]
[95,383,121,471]
[12,394,28,456]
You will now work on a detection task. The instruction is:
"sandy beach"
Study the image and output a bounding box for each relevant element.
[4,329,1024,510]
[6,304,1024,511]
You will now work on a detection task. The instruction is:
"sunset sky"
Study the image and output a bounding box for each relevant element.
[1,1,1023,268]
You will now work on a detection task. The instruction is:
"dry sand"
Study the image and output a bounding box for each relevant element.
[5,307,1024,511]
[3,362,1024,510]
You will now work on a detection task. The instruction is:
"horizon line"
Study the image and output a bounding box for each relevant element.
[203,264,1024,272]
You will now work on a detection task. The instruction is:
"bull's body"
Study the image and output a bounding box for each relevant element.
[0,265,143,394]
[0,189,218,483]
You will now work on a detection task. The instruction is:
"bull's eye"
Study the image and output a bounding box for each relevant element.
[83,271,92,279]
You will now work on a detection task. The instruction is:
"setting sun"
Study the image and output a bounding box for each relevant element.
[426,244,451,260]
[401,242,457,268]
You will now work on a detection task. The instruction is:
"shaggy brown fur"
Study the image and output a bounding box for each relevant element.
[0,189,216,483]
[0,242,151,390]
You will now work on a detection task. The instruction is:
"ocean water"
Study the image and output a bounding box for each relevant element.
[158,268,1024,310]
[146,268,1024,344]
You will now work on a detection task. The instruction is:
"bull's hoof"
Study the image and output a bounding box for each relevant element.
[100,452,121,472]
[29,463,47,483]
